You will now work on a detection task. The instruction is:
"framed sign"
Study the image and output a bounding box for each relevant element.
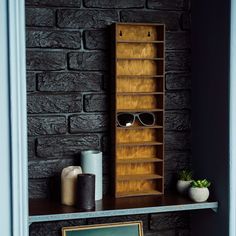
[62,221,143,236]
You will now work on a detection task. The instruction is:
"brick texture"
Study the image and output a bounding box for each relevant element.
[28,116,67,136]
[166,32,191,50]
[69,113,108,133]
[150,212,190,230]
[84,0,145,8]
[166,51,191,72]
[28,179,49,199]
[165,91,191,110]
[57,9,118,28]
[84,94,108,112]
[26,0,191,235]
[26,51,66,71]
[165,111,191,131]
[26,30,81,49]
[147,0,187,10]
[68,52,108,70]
[164,151,191,190]
[26,8,55,27]
[28,158,74,178]
[25,0,81,7]
[84,30,109,50]
[166,73,191,90]
[120,10,180,31]
[27,72,36,92]
[27,94,82,113]
[37,135,100,158]
[165,131,191,151]
[37,72,103,92]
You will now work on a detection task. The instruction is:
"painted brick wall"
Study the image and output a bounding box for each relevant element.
[26,0,191,235]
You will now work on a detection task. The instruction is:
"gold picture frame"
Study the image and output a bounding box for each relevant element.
[62,221,143,236]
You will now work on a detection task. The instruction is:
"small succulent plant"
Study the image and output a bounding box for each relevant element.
[178,169,193,181]
[191,179,211,188]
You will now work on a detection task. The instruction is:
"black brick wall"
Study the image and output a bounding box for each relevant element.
[26,0,191,235]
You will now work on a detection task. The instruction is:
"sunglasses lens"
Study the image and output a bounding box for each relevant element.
[117,113,134,127]
[139,113,155,126]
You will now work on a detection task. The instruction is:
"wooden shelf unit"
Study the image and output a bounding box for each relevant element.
[112,23,165,198]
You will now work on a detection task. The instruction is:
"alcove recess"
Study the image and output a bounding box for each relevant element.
[112,23,165,198]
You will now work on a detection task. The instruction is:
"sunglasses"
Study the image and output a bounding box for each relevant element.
[117,112,155,127]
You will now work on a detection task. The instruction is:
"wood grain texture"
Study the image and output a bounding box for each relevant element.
[117,77,162,93]
[117,146,162,160]
[117,24,163,41]
[117,60,163,76]
[117,179,162,196]
[113,23,165,197]
[117,163,162,176]
[117,95,163,110]
[117,43,163,58]
[117,129,162,143]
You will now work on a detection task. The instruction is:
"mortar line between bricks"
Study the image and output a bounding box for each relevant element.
[27,70,106,74]
[50,7,189,13]
[27,68,109,71]
[26,27,83,32]
[29,132,107,138]
[28,112,108,118]
[27,111,98,116]
[28,92,107,95]
[27,48,108,53]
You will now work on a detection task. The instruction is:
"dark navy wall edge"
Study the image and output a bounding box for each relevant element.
[191,0,230,235]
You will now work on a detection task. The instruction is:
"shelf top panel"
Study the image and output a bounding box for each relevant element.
[29,194,218,224]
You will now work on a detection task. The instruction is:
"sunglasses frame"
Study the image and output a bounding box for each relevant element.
[116,112,156,127]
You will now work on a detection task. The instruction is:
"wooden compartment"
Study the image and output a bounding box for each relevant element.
[116,129,163,143]
[117,76,163,93]
[117,43,164,58]
[117,162,163,176]
[116,24,164,41]
[116,145,163,161]
[112,23,165,198]
[116,179,163,197]
[117,94,163,110]
[116,60,163,76]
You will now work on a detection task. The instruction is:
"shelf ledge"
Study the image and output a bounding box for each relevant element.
[29,194,218,224]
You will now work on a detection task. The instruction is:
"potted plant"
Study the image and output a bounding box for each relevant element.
[177,169,193,195]
[189,179,211,202]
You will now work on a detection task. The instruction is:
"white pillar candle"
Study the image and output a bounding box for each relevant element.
[81,150,103,200]
[61,166,82,206]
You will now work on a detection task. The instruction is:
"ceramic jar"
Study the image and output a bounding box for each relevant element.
[177,180,192,195]
[189,187,210,202]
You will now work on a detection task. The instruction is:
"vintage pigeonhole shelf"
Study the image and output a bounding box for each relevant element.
[112,23,165,198]
[29,194,218,224]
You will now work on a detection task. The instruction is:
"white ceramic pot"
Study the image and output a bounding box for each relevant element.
[189,187,209,202]
[177,180,192,195]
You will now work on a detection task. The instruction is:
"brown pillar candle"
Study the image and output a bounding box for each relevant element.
[76,174,95,210]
